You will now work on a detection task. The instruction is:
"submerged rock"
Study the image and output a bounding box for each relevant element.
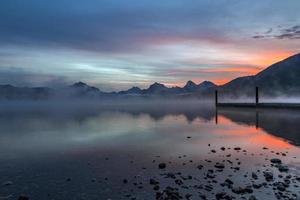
[248,195,257,200]
[158,163,166,169]
[270,158,282,164]
[156,186,182,200]
[149,178,159,185]
[197,165,203,170]
[1,181,13,186]
[251,172,258,180]
[275,182,287,191]
[216,192,233,200]
[231,186,253,194]
[214,163,225,169]
[18,196,29,200]
[278,164,289,172]
[263,171,274,182]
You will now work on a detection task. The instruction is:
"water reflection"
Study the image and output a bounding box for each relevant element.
[0,102,299,199]
[217,107,300,146]
[1,103,300,147]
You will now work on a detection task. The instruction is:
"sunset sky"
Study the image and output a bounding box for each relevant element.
[0,0,300,91]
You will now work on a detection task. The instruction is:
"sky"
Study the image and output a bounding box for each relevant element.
[0,0,300,91]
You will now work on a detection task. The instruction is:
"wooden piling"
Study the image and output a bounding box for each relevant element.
[215,90,218,106]
[256,87,259,105]
[255,110,259,129]
[215,108,218,124]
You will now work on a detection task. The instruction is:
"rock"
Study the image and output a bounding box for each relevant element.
[91,178,96,182]
[234,147,241,151]
[221,179,233,188]
[248,195,257,200]
[197,165,203,170]
[18,196,29,200]
[220,147,226,151]
[251,172,258,180]
[278,164,289,172]
[276,182,286,191]
[206,173,215,179]
[185,193,192,199]
[164,172,176,179]
[175,179,183,185]
[244,186,253,193]
[158,163,166,169]
[153,185,160,191]
[156,186,182,199]
[232,186,253,194]
[270,158,282,164]
[123,179,128,184]
[263,171,273,182]
[225,179,233,185]
[1,181,13,186]
[216,192,233,200]
[252,183,262,189]
[149,178,159,185]
[204,185,213,191]
[232,187,244,194]
[214,163,225,169]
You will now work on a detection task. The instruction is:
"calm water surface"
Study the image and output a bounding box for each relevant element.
[0,102,299,200]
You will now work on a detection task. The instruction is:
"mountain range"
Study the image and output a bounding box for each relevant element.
[0,53,299,100]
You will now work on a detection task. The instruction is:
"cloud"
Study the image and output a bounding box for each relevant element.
[253,25,300,40]
[4,0,295,54]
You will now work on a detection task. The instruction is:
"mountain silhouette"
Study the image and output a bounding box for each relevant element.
[118,87,143,95]
[220,53,300,96]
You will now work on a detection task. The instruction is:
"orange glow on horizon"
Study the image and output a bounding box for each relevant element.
[165,51,295,87]
[253,51,294,67]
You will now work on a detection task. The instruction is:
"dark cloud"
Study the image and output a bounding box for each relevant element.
[0,0,247,53]
[253,25,300,40]
[252,35,265,39]
[276,25,300,39]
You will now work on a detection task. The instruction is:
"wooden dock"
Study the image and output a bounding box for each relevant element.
[217,102,300,109]
[215,87,300,109]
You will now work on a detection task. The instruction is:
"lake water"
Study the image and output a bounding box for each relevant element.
[0,101,299,200]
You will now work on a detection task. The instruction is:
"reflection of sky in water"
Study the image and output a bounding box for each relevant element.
[0,104,299,199]
[0,109,298,156]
